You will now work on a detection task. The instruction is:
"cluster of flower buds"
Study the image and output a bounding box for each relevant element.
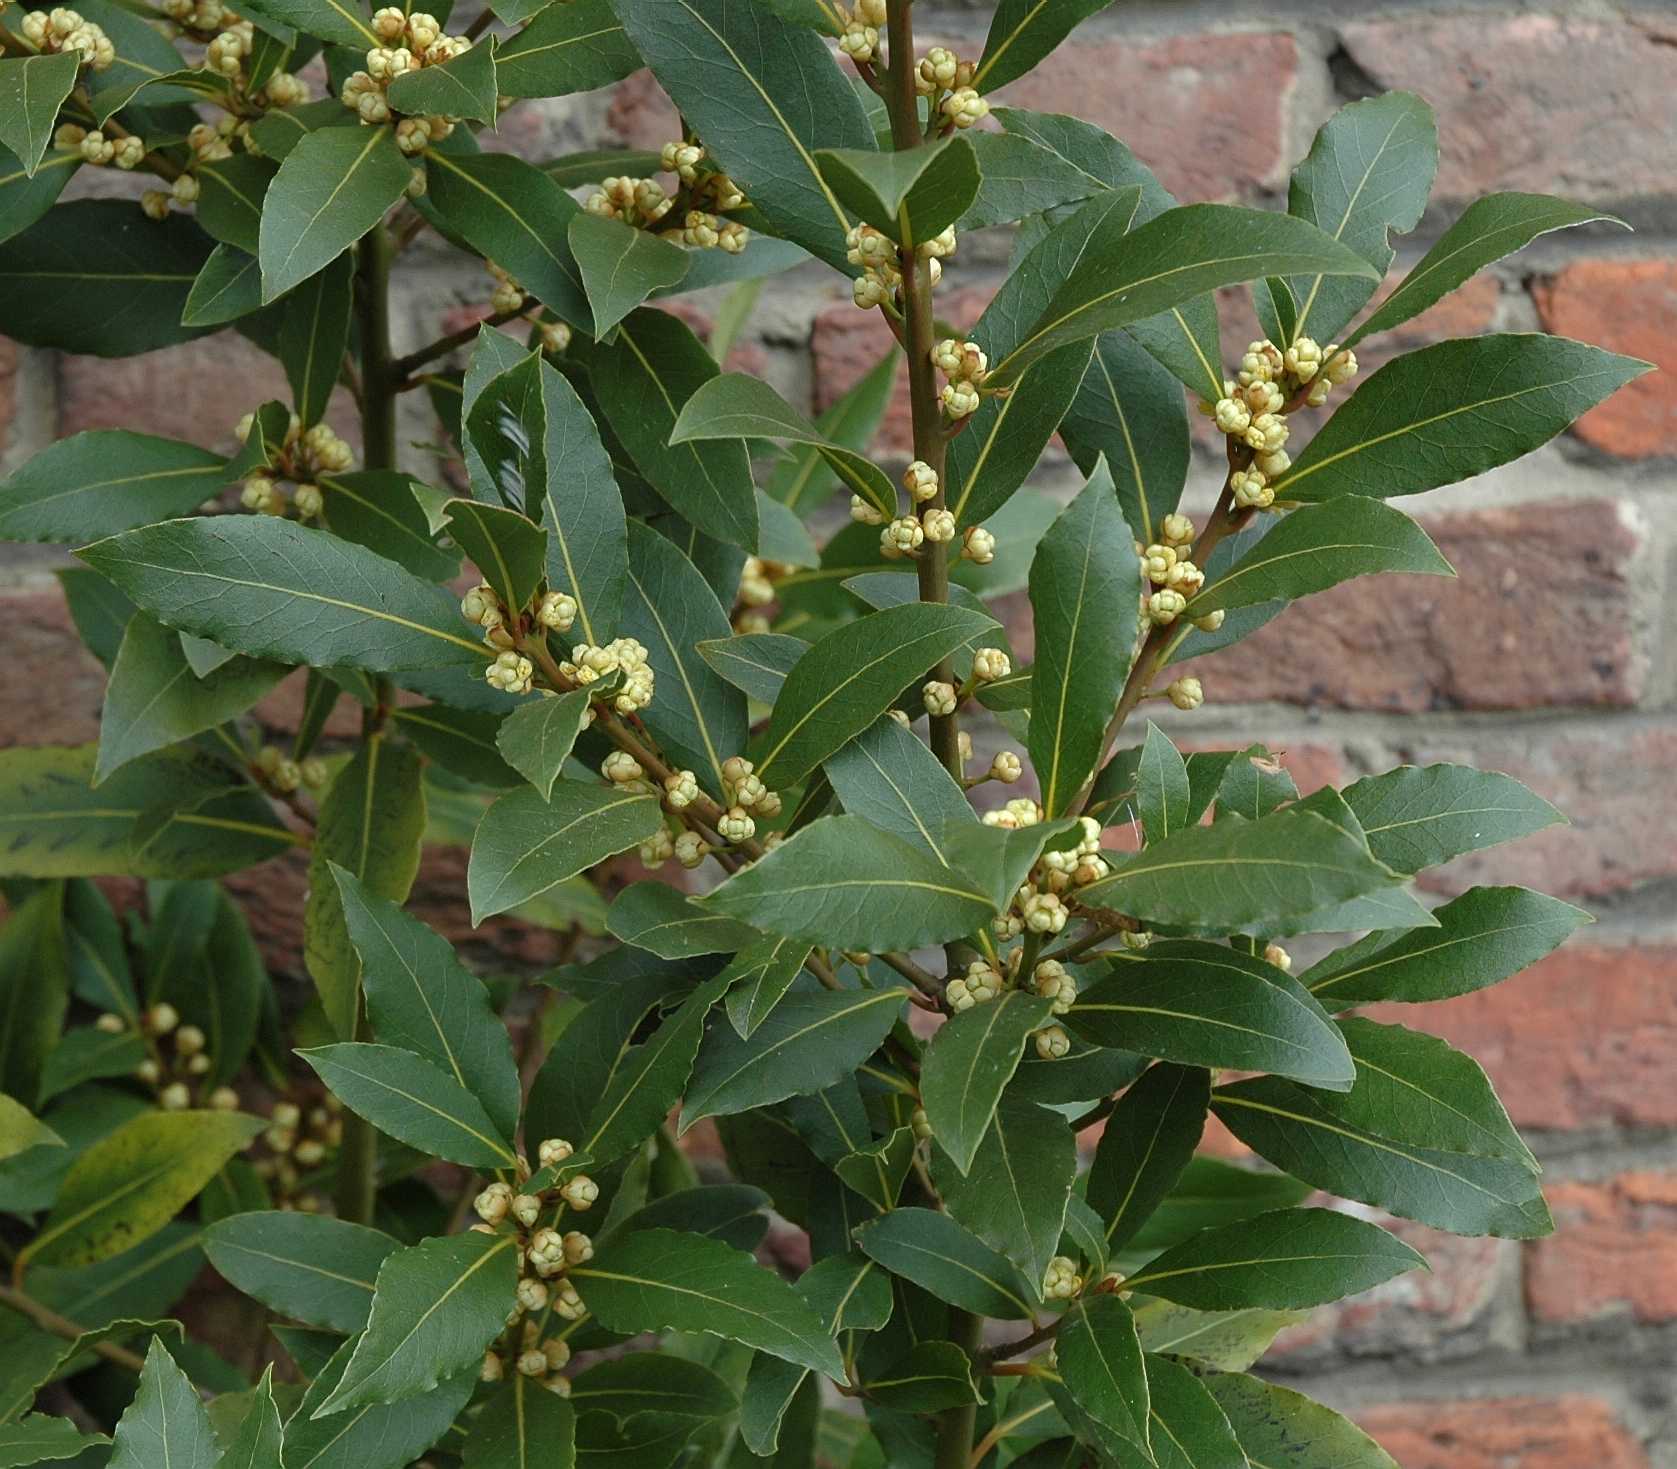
[1140,539,1204,604]
[983,796,1042,833]
[486,650,535,695]
[1043,1255,1083,1300]
[21,7,115,68]
[1036,816,1111,896]
[931,337,988,419]
[601,750,653,794]
[737,556,782,611]
[485,259,525,315]
[722,754,780,822]
[559,638,655,714]
[255,742,327,794]
[585,174,674,228]
[251,1095,343,1207]
[848,223,901,310]
[102,1003,231,1112]
[946,959,1003,1013]
[482,1320,571,1396]
[53,124,145,170]
[971,646,1010,682]
[1032,958,1077,1013]
[237,418,350,517]
[340,10,469,150]
[1206,337,1359,482]
[141,170,205,220]
[836,0,886,63]
[158,0,231,35]
[186,115,240,163]
[914,44,989,126]
[204,18,254,77]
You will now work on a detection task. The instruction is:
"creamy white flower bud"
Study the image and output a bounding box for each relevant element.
[922,680,957,717]
[941,380,980,417]
[851,271,890,310]
[551,1281,585,1320]
[528,1226,565,1275]
[1147,589,1187,626]
[1167,676,1204,711]
[1264,942,1293,973]
[1229,468,1272,510]
[921,507,956,542]
[940,86,988,128]
[663,769,699,810]
[135,1058,162,1085]
[158,1081,190,1110]
[1141,543,1177,584]
[516,1348,548,1378]
[148,1002,180,1035]
[543,1335,572,1370]
[717,807,755,844]
[982,750,1019,785]
[371,4,404,37]
[674,830,709,868]
[1193,609,1226,633]
[1022,890,1067,934]
[537,1137,574,1168]
[962,525,995,565]
[511,1193,542,1228]
[1213,397,1250,435]
[957,730,973,762]
[1042,1253,1081,1297]
[534,590,577,632]
[1165,558,1203,596]
[559,1174,598,1211]
[601,751,643,785]
[916,45,959,94]
[1159,512,1194,548]
[1033,960,1077,1013]
[95,1012,126,1034]
[903,459,939,503]
[882,516,924,555]
[174,1023,205,1056]
[971,647,1010,682]
[1244,379,1284,415]
[486,650,534,695]
[481,1350,505,1382]
[515,1278,549,1316]
[911,1106,934,1140]
[1244,412,1289,454]
[562,1230,593,1264]
[1323,345,1358,384]
[837,19,877,61]
[475,1181,513,1225]
[849,493,886,525]
[918,224,957,259]
[1283,335,1322,381]
[1254,448,1291,479]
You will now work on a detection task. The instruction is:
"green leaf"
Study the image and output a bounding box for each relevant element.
[0,887,68,1108]
[610,0,874,268]
[315,1230,519,1416]
[864,1340,981,1413]
[1027,458,1142,815]
[622,519,747,790]
[1283,92,1438,347]
[247,99,356,161]
[766,353,897,516]
[1188,496,1451,616]
[0,142,77,249]
[671,372,897,522]
[277,253,352,425]
[853,1208,1035,1320]
[219,1367,284,1469]
[0,201,212,356]
[94,614,286,784]
[0,1415,107,1467]
[22,1109,263,1271]
[423,151,590,330]
[1340,763,1564,875]
[933,1100,1076,1294]
[494,690,590,801]
[722,934,813,1039]
[823,716,974,863]
[607,882,761,959]
[203,1211,400,1333]
[469,780,662,923]
[1345,193,1627,350]
[1212,1076,1552,1238]
[1136,723,1190,846]
[259,125,409,301]
[281,1338,475,1469]
[1131,1299,1303,1371]
[306,735,426,1039]
[835,1125,914,1213]
[972,0,1107,93]
[77,515,486,674]
[195,153,276,256]
[234,0,375,47]
[0,53,80,176]
[697,632,807,703]
[573,1227,846,1381]
[988,203,1380,389]
[958,129,1102,231]
[109,1337,217,1469]
[1304,885,1589,1006]
[567,211,689,338]
[1057,1294,1150,1449]
[681,986,908,1129]
[1277,334,1652,503]
[387,35,498,123]
[702,815,995,950]
[318,470,461,581]
[587,308,758,551]
[1130,1354,1246,1469]
[445,498,548,615]
[493,0,639,99]
[1087,1062,1210,1251]
[464,1376,576,1469]
[1204,1372,1399,1469]
[1067,941,1354,1090]
[302,1041,516,1167]
[920,991,1054,1175]
[333,865,521,1139]
[752,603,994,787]
[1076,809,1403,933]
[1125,1206,1424,1309]
[815,136,978,245]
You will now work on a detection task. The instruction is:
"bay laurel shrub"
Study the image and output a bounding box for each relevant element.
[0,0,1650,1462]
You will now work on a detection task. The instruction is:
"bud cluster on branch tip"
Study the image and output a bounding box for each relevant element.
[931,338,988,419]
[485,260,525,315]
[486,650,535,695]
[1139,541,1204,597]
[1166,676,1204,711]
[1229,467,1273,510]
[21,8,115,67]
[922,680,957,717]
[971,646,1010,683]
[946,959,1003,1012]
[1043,1255,1083,1300]
[1033,958,1077,1013]
[1034,1023,1072,1061]
[58,125,145,169]
[559,638,655,713]
[847,223,903,309]
[903,460,939,504]
[638,827,675,868]
[984,796,1041,831]
[913,45,975,95]
[721,754,781,816]
[663,769,700,811]
[1038,816,1109,893]
[537,589,578,632]
[880,516,923,557]
[962,525,996,565]
[1146,588,1188,626]
[249,1094,341,1205]
[989,749,1022,783]
[340,12,468,145]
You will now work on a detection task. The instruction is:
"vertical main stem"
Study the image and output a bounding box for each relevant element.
[335,223,398,1227]
[933,1309,983,1469]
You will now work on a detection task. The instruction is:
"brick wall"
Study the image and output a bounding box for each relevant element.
[3,2,1674,1459]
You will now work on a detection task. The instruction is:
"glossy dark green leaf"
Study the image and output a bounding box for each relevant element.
[573,1226,845,1381]
[1212,1076,1552,1238]
[0,1414,107,1467]
[1283,92,1437,346]
[610,0,874,267]
[920,991,1054,1175]
[1302,884,1590,1006]
[1345,192,1627,349]
[203,1210,399,1333]
[765,353,897,516]
[247,99,357,161]
[78,515,486,673]
[1124,1206,1424,1309]
[316,470,460,581]
[823,716,974,862]
[38,1027,143,1104]
[0,143,77,247]
[752,603,993,788]
[0,886,67,1108]
[463,1375,576,1469]
[195,153,276,255]
[276,252,352,425]
[1087,1062,1210,1251]
[468,780,662,922]
[493,689,589,801]
[1277,334,1651,503]
[972,0,1107,93]
[0,52,80,176]
[1067,941,1354,1090]
[494,0,639,98]
[567,210,689,337]
[853,1208,1035,1320]
[697,632,808,704]
[703,815,995,950]
[608,881,761,958]
[816,135,979,244]
[301,1041,517,1168]
[1203,1371,1399,1469]
[235,0,376,47]
[1136,722,1190,846]
[445,498,548,616]
[682,986,907,1128]
[722,934,812,1039]
[183,244,261,331]
[1340,763,1564,875]
[1057,1294,1150,1449]
[1027,458,1142,815]
[108,1337,216,1469]
[0,201,212,356]
[387,36,498,122]
[864,1340,980,1413]
[957,128,1103,230]
[1131,1298,1304,1371]
[281,1337,475,1469]
[259,125,408,300]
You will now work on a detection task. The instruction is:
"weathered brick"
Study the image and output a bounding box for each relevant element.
[998,32,1297,201]
[1533,258,1675,458]
[1365,945,1677,1133]
[1179,499,1646,712]
[0,586,105,747]
[606,69,677,151]
[1526,1172,1677,1325]
[1339,11,1677,205]
[1358,1396,1650,1469]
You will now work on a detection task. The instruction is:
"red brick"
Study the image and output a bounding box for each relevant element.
[1365,945,1677,1133]
[1179,498,1646,712]
[1358,1397,1650,1469]
[1339,11,1677,205]
[1526,1172,1677,1325]
[0,587,106,748]
[997,32,1297,202]
[810,287,989,456]
[606,69,677,152]
[1534,258,1674,458]
[57,335,359,450]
